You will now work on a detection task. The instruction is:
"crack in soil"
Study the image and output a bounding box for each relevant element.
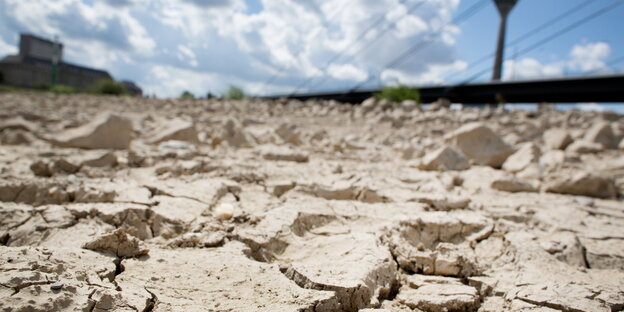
[516,297,585,312]
[9,280,54,296]
[142,287,158,312]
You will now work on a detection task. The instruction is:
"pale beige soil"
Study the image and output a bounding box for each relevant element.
[0,93,623,311]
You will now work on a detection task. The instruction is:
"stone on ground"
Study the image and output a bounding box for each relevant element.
[491,176,537,193]
[419,146,470,171]
[502,143,540,173]
[383,212,493,277]
[544,171,617,199]
[81,151,118,167]
[566,140,604,154]
[222,118,251,148]
[50,113,133,149]
[270,180,297,197]
[543,128,573,150]
[280,233,398,311]
[446,123,514,167]
[82,228,149,258]
[300,181,388,203]
[147,118,198,144]
[413,194,471,211]
[396,275,480,312]
[0,116,37,132]
[258,144,309,162]
[275,123,302,145]
[584,122,618,149]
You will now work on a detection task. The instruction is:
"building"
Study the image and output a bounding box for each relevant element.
[0,34,140,95]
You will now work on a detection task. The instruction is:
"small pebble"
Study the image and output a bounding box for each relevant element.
[214,203,234,220]
[67,174,79,184]
[50,282,63,290]
[574,196,594,207]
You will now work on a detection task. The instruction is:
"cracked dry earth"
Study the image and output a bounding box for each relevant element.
[1,93,624,312]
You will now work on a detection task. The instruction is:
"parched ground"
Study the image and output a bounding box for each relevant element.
[0,92,623,312]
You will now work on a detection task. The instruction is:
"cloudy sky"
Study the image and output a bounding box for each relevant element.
[0,0,622,98]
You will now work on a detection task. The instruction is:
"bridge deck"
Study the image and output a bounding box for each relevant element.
[260,74,624,104]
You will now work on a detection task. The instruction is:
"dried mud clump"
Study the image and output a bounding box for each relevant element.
[383,212,493,277]
[82,228,149,258]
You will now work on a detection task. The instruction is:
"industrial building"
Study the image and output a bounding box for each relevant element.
[0,34,141,95]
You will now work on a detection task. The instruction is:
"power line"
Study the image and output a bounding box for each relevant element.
[289,0,422,96]
[605,55,624,70]
[457,0,624,85]
[384,0,489,70]
[258,0,357,93]
[348,0,489,92]
[582,55,624,76]
[290,0,444,96]
[443,0,596,83]
[301,0,429,92]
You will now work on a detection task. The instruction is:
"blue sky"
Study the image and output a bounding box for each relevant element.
[0,0,622,103]
[454,0,624,83]
[245,0,263,14]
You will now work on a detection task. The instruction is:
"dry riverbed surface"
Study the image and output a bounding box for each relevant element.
[0,93,623,311]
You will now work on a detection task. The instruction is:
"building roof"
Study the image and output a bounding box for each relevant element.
[0,54,111,78]
[20,33,58,46]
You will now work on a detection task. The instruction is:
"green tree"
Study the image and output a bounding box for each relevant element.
[180,90,195,99]
[91,79,128,95]
[34,83,51,90]
[375,84,420,103]
[222,85,245,100]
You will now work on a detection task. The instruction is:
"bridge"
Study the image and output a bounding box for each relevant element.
[260,74,624,104]
[257,0,624,105]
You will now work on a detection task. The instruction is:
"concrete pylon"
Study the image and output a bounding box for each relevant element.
[492,0,518,81]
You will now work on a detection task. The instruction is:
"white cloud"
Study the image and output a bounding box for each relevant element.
[151,0,245,38]
[0,37,16,56]
[568,41,610,72]
[327,64,368,81]
[503,58,564,80]
[0,0,463,97]
[209,0,463,93]
[395,15,429,38]
[143,65,223,98]
[381,59,467,85]
[502,41,612,81]
[574,103,606,112]
[177,45,198,67]
[143,64,272,98]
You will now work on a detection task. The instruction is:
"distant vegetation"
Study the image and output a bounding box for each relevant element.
[0,70,4,83]
[49,85,76,94]
[222,85,245,100]
[179,90,195,100]
[375,84,420,103]
[0,85,24,92]
[33,83,76,94]
[0,78,130,96]
[91,79,128,95]
[0,84,54,93]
